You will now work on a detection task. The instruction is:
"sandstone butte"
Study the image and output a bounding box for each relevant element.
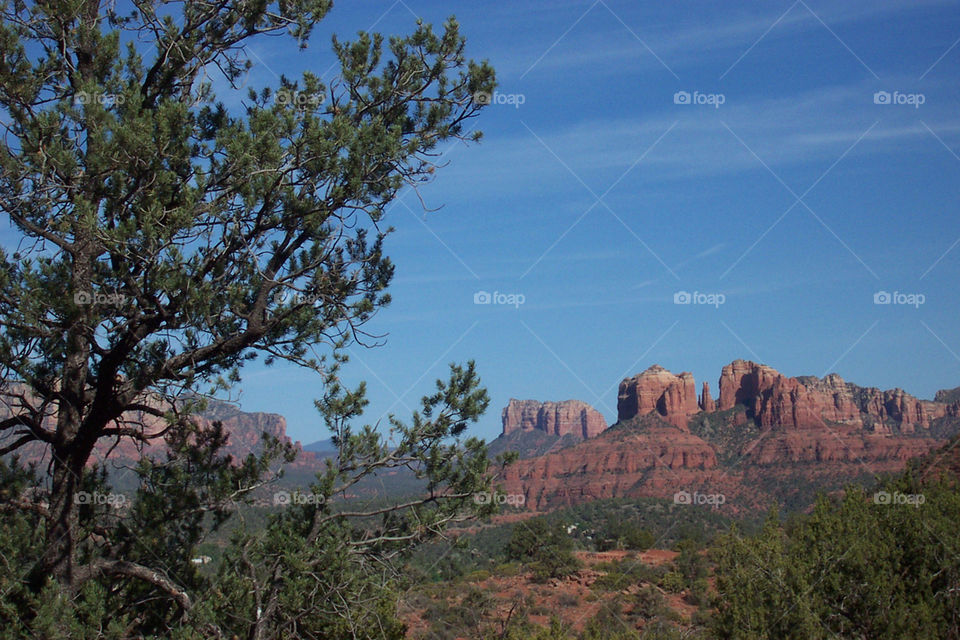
[499,360,960,512]
[501,398,607,440]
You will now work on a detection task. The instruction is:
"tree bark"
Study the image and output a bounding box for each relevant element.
[34,233,95,589]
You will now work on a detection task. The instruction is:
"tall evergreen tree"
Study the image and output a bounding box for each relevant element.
[0,0,497,636]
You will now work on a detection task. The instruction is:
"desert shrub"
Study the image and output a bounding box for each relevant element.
[639,620,683,639]
[712,477,960,639]
[580,598,639,640]
[659,572,685,594]
[593,559,666,591]
[507,518,581,580]
[466,570,491,582]
[632,586,667,619]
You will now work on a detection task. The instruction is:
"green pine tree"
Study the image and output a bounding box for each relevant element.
[0,1,499,636]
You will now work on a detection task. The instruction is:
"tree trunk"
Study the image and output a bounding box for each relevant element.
[35,447,83,588]
[33,235,96,590]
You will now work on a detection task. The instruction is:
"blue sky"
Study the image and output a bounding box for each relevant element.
[230,0,960,445]
[8,0,960,445]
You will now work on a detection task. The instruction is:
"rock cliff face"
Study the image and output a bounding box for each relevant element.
[716,360,835,430]
[617,365,699,429]
[716,359,960,433]
[501,399,607,440]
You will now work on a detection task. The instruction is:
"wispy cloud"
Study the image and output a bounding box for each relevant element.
[492,0,958,79]
[437,79,959,197]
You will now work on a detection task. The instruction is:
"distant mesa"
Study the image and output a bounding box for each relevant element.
[302,437,337,456]
[0,386,321,471]
[6,359,960,517]
[501,398,607,440]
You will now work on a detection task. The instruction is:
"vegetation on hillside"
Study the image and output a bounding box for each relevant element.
[400,444,960,639]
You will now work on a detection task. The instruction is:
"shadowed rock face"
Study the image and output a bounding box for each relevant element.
[617,365,698,430]
[720,359,960,433]
[501,399,607,440]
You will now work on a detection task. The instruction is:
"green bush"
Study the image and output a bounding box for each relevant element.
[658,572,685,594]
[712,477,960,639]
[507,518,581,580]
[557,592,580,607]
[465,570,491,582]
[632,586,667,618]
[592,559,667,592]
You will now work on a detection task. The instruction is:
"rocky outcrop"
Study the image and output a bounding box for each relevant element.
[934,387,960,405]
[716,359,953,433]
[205,401,296,457]
[853,387,951,434]
[742,430,940,466]
[614,360,958,434]
[501,399,607,440]
[617,365,698,430]
[718,360,786,413]
[699,382,715,412]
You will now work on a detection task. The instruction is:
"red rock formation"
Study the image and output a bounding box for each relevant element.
[717,360,781,413]
[500,362,960,513]
[617,365,699,430]
[699,382,715,412]
[874,388,943,433]
[501,399,607,440]
[716,360,944,433]
[501,418,719,510]
[742,430,939,466]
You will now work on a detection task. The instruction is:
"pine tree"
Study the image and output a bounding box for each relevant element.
[0,1,498,636]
